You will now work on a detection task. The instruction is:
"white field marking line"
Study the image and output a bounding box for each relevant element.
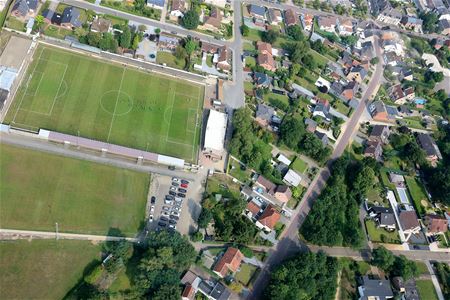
[47,63,68,115]
[186,108,198,134]
[190,86,203,161]
[37,58,69,68]
[12,48,45,124]
[163,84,176,146]
[106,68,126,142]
[17,108,52,116]
[9,121,40,131]
[24,71,43,96]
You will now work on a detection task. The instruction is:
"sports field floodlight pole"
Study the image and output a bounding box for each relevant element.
[55,222,59,240]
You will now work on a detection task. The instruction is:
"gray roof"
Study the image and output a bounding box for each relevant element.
[314,131,329,146]
[61,7,82,27]
[370,125,388,138]
[256,104,274,121]
[379,212,396,226]
[198,280,230,300]
[417,133,442,158]
[147,0,165,7]
[291,83,315,98]
[249,4,266,16]
[254,72,270,86]
[12,0,38,16]
[359,276,394,299]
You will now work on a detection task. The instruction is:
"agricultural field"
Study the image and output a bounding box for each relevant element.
[0,144,149,236]
[5,45,203,162]
[0,240,101,300]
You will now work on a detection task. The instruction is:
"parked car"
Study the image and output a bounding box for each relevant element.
[150,205,155,212]
[149,215,154,222]
[174,197,183,203]
[169,219,177,225]
[170,186,177,192]
[162,211,170,216]
[181,183,188,188]
[172,177,180,182]
[171,211,180,217]
[169,215,179,221]
[171,182,179,187]
[172,206,181,212]
[177,193,186,198]
[165,195,174,200]
[168,224,176,229]
[158,222,167,227]
[160,216,169,222]
[164,199,173,205]
[181,179,189,184]
[178,188,187,193]
[151,196,156,204]
[162,206,171,211]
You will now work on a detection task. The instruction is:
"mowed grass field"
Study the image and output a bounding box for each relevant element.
[0,240,101,300]
[5,45,204,162]
[0,144,149,235]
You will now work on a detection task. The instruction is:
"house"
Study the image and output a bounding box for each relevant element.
[257,41,276,72]
[268,8,282,25]
[255,104,275,127]
[424,214,448,233]
[384,51,402,67]
[203,110,227,160]
[400,16,423,33]
[255,175,276,194]
[291,83,315,99]
[90,17,112,33]
[182,284,196,300]
[158,32,180,52]
[317,15,338,33]
[400,68,413,81]
[283,169,301,187]
[397,105,413,117]
[300,13,313,31]
[212,247,243,278]
[364,140,383,161]
[377,8,402,26]
[358,276,394,300]
[201,42,220,54]
[201,7,222,33]
[216,46,231,72]
[256,204,281,232]
[11,0,38,18]
[389,84,415,105]
[399,211,421,240]
[246,198,263,219]
[304,118,317,133]
[170,0,185,18]
[358,42,375,61]
[284,8,298,27]
[314,131,329,146]
[346,65,367,84]
[338,19,353,36]
[313,99,331,121]
[369,125,390,144]
[369,100,389,122]
[147,0,165,9]
[254,72,271,88]
[369,206,396,230]
[273,185,292,203]
[417,133,442,165]
[248,4,266,20]
[60,7,82,29]
[341,81,358,101]
[198,280,231,300]
[439,19,450,36]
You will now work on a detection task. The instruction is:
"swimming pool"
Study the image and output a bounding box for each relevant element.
[397,187,410,204]
[414,98,427,105]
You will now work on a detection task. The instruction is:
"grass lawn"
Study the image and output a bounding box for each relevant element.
[333,101,351,116]
[5,45,203,161]
[339,258,371,300]
[207,247,225,256]
[384,156,403,171]
[244,81,254,93]
[291,156,308,174]
[156,50,186,68]
[416,280,439,300]
[101,0,161,20]
[235,263,258,286]
[405,176,429,215]
[274,222,286,239]
[415,261,429,275]
[43,25,73,39]
[5,17,24,31]
[263,91,290,107]
[206,174,241,199]
[365,220,401,244]
[243,42,256,51]
[228,157,252,183]
[0,144,149,236]
[0,240,101,300]
[245,56,256,68]
[244,28,262,42]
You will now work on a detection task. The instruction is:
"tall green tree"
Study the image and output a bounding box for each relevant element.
[182,10,199,29]
[371,246,395,271]
[120,25,131,49]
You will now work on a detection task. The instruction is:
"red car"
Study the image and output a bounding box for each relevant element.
[181,183,189,188]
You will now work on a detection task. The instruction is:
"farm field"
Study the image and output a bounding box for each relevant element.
[5,45,203,162]
[0,240,101,300]
[0,144,149,235]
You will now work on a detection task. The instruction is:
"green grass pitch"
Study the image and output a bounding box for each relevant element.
[0,144,149,236]
[5,45,204,162]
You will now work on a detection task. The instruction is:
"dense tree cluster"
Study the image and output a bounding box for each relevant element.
[435,262,450,299]
[278,116,331,164]
[264,251,339,300]
[182,10,200,29]
[371,247,419,280]
[300,157,377,247]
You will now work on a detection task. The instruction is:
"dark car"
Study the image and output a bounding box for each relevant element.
[160,216,169,222]
[168,165,176,170]
[177,193,186,198]
[165,195,174,200]
[169,219,177,225]
[158,222,167,227]
[181,179,189,184]
[169,191,176,196]
[171,182,179,187]
[178,188,187,193]
[169,215,179,220]
[151,196,156,204]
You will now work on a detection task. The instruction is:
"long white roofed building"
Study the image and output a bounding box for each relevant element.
[203,109,227,160]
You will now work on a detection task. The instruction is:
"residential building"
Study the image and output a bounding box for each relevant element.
[256,204,281,232]
[170,0,185,18]
[90,17,112,33]
[417,133,442,165]
[313,99,331,121]
[283,169,301,187]
[216,46,231,72]
[369,0,389,15]
[273,185,292,203]
[257,41,276,72]
[182,284,196,300]
[147,0,165,9]
[364,140,383,161]
[284,8,298,27]
[213,247,243,278]
[255,175,276,194]
[377,8,402,26]
[201,42,220,54]
[424,214,448,233]
[346,65,367,83]
[358,276,394,300]
[11,0,38,18]
[314,131,329,146]
[248,4,266,20]
[369,206,396,230]
[389,84,415,105]
[399,211,421,240]
[300,13,313,31]
[400,16,423,33]
[253,72,271,88]
[439,19,450,36]
[158,32,180,52]
[341,81,358,101]
[268,8,282,25]
[338,19,354,36]
[255,104,275,127]
[304,118,317,133]
[59,7,82,29]
[369,125,390,144]
[201,7,222,33]
[198,280,230,300]
[389,173,404,185]
[369,100,389,122]
[317,15,338,33]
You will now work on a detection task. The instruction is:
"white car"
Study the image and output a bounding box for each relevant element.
[150,205,155,213]
[168,224,176,229]
[164,199,173,205]
[172,177,180,183]
[170,186,177,192]
[162,211,170,216]
[175,197,183,203]
[149,215,154,222]
[162,206,171,211]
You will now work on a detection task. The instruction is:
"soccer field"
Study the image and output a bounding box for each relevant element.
[0,144,149,235]
[5,45,204,162]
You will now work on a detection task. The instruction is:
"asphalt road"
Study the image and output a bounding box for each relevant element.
[248,39,385,300]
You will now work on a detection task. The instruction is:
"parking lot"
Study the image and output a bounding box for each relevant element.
[146,174,203,235]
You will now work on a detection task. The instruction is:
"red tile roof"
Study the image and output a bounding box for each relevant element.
[284,8,298,26]
[182,284,195,300]
[213,247,244,277]
[247,201,261,216]
[425,214,448,233]
[258,205,280,230]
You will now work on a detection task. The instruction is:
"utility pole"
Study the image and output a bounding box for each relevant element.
[55,222,59,240]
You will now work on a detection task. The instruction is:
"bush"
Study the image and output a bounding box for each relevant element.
[239,246,254,258]
[191,231,203,242]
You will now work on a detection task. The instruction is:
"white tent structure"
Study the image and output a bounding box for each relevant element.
[203,109,227,160]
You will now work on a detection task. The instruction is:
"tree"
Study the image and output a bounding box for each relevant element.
[74,27,87,38]
[33,15,44,32]
[174,45,187,60]
[419,12,438,33]
[99,33,118,53]
[425,166,450,205]
[182,10,199,30]
[184,37,198,57]
[87,32,101,47]
[138,24,147,32]
[197,208,212,228]
[370,57,379,65]
[392,255,419,280]
[334,4,346,15]
[131,34,140,50]
[262,29,279,44]
[402,140,426,166]
[241,24,249,36]
[312,0,320,9]
[341,35,358,46]
[352,166,375,201]
[279,117,304,149]
[286,25,304,41]
[120,25,131,49]
[371,246,395,271]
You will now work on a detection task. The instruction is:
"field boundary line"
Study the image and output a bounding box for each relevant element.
[24,71,43,97]
[12,48,44,124]
[48,63,68,115]
[191,87,203,162]
[106,68,126,142]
